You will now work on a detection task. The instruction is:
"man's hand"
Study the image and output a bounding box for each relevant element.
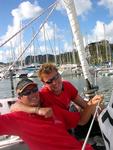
[37,107,53,118]
[88,95,104,106]
[88,95,104,115]
[79,95,104,125]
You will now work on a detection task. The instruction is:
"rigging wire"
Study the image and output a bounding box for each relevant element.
[1,1,58,80]
[82,74,105,150]
[81,101,102,150]
[45,27,54,57]
[0,0,58,48]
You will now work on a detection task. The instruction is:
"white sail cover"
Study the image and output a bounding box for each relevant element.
[98,91,113,150]
[63,0,92,83]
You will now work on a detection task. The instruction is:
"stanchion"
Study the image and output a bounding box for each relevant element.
[9,69,14,98]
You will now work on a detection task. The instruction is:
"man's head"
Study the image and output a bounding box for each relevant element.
[38,63,62,94]
[16,78,40,106]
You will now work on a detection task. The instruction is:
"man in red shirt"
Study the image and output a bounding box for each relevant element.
[38,63,87,110]
[37,63,103,139]
[0,78,99,150]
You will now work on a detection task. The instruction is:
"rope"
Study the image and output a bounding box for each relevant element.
[81,102,101,150]
[1,1,58,80]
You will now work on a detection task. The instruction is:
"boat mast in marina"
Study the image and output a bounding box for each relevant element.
[63,0,98,98]
[53,24,57,64]
[43,24,48,63]
[95,38,100,64]
[32,27,37,66]
[72,38,77,64]
[18,20,24,67]
[103,23,108,62]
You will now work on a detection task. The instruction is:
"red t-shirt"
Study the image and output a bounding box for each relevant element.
[0,107,93,150]
[39,80,78,110]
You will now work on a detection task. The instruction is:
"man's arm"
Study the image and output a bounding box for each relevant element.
[10,102,53,118]
[53,95,103,129]
[72,94,87,110]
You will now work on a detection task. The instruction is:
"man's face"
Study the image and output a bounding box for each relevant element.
[19,85,40,107]
[42,70,62,94]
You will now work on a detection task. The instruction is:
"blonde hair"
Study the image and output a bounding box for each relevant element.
[38,63,58,80]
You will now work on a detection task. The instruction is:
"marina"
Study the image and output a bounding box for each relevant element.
[0,0,113,149]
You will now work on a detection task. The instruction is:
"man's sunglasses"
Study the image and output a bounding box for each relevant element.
[19,86,38,96]
[44,73,60,84]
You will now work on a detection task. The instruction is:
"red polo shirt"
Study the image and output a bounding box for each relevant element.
[40,80,78,109]
[0,106,93,150]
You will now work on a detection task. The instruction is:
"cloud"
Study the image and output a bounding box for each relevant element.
[11,1,42,20]
[1,1,43,47]
[98,0,113,16]
[37,45,54,55]
[74,0,92,17]
[0,1,66,62]
[64,42,73,52]
[59,0,92,17]
[39,22,54,41]
[56,0,64,11]
[38,22,65,54]
[87,20,113,43]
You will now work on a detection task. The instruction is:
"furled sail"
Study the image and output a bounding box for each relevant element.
[63,0,92,84]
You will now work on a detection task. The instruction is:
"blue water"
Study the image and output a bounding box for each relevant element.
[0,75,113,103]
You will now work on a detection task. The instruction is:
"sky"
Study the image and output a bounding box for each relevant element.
[0,0,113,63]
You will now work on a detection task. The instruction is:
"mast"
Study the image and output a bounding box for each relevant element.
[72,38,76,64]
[103,24,108,62]
[53,24,57,64]
[95,37,99,64]
[19,20,23,67]
[63,0,91,82]
[63,0,98,98]
[32,27,36,65]
[43,25,48,63]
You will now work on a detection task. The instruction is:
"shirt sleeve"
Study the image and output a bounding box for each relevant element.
[64,81,78,100]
